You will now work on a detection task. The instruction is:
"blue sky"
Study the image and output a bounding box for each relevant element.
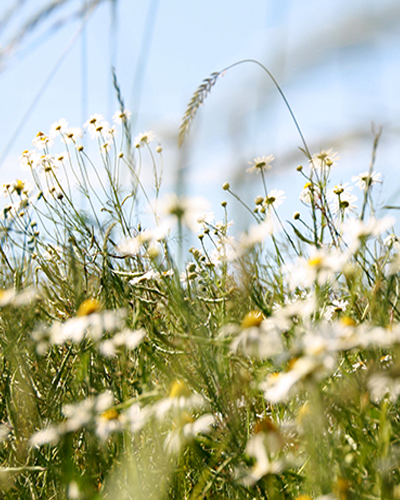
[1,0,400,229]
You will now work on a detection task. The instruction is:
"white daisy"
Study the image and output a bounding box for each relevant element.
[134,131,155,148]
[32,131,53,150]
[112,109,131,124]
[264,189,285,208]
[310,149,339,171]
[247,155,274,174]
[352,171,382,190]
[327,183,358,214]
[49,118,69,138]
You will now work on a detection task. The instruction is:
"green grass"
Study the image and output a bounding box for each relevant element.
[0,72,400,500]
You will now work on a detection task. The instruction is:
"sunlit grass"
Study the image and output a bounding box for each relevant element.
[0,75,400,500]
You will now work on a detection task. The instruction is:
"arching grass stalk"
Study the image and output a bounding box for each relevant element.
[179,58,312,161]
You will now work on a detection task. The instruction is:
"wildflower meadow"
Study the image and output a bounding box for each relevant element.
[1,61,400,500]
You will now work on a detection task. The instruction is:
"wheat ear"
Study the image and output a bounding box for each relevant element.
[178,59,311,160]
[178,71,222,147]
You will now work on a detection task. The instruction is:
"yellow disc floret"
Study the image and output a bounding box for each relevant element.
[241,310,265,329]
[77,298,101,317]
[169,379,191,399]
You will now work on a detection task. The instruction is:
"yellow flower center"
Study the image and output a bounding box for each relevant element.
[241,310,265,328]
[77,298,101,317]
[14,180,25,195]
[254,417,277,434]
[341,316,355,327]
[307,255,323,268]
[265,196,276,205]
[101,409,119,421]
[169,380,191,399]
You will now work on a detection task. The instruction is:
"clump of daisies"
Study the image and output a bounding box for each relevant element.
[2,101,400,500]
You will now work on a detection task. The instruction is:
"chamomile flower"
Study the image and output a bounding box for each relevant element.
[159,193,210,232]
[64,127,83,143]
[234,218,274,257]
[164,413,215,455]
[47,185,64,200]
[341,216,395,252]
[262,349,336,404]
[0,288,36,307]
[84,113,104,130]
[32,131,53,150]
[324,299,349,321]
[50,309,125,344]
[134,131,155,148]
[209,238,236,265]
[368,372,400,403]
[230,311,285,359]
[129,269,160,285]
[11,179,32,196]
[101,140,112,154]
[99,328,146,357]
[113,109,131,124]
[299,182,314,206]
[62,392,115,434]
[55,151,68,165]
[238,429,285,486]
[84,114,110,138]
[0,425,10,443]
[49,118,69,138]
[247,155,274,174]
[384,234,400,247]
[283,246,347,290]
[310,149,339,171]
[40,154,57,173]
[352,171,382,190]
[154,380,206,421]
[327,184,358,214]
[19,149,40,171]
[264,189,285,208]
[118,225,168,256]
[30,392,119,446]
[30,426,60,447]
